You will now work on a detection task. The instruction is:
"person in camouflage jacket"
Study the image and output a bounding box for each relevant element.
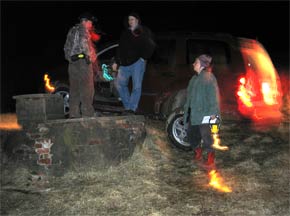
[64,12,100,118]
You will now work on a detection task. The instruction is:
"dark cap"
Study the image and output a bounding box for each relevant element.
[79,12,98,22]
[197,54,212,68]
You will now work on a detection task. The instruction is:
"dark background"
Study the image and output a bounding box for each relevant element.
[1,1,289,113]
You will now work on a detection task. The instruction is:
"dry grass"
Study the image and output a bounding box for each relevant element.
[1,116,289,216]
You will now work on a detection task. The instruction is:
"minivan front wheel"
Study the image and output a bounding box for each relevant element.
[53,87,70,117]
[166,109,191,151]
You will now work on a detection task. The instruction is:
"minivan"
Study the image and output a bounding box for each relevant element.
[44,32,282,150]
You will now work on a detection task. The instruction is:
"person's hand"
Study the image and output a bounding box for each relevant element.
[182,112,189,130]
[71,54,79,62]
[85,56,91,64]
[184,120,189,130]
[112,63,118,71]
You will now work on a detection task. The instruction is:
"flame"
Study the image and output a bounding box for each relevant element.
[212,134,229,151]
[0,114,22,130]
[208,169,232,193]
[44,74,55,93]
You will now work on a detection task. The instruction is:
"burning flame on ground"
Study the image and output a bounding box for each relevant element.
[208,131,231,193]
[212,134,229,151]
[0,114,22,130]
[44,74,55,93]
[208,169,232,193]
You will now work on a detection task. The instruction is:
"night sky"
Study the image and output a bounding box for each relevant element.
[1,1,289,113]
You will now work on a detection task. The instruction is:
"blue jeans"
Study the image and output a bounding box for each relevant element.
[116,58,146,111]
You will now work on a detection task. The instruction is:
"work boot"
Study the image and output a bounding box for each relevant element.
[123,109,135,115]
[193,147,202,162]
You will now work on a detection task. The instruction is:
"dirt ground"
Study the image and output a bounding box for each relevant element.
[1,105,289,216]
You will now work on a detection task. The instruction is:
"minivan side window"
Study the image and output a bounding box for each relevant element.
[186,40,231,65]
[97,44,119,63]
[151,39,176,64]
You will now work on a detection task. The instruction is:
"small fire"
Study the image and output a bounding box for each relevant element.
[208,169,232,193]
[44,74,55,93]
[0,114,22,130]
[212,134,229,151]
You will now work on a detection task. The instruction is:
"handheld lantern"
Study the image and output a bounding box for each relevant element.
[209,115,221,134]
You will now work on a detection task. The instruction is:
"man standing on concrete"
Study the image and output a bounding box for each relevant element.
[64,12,100,118]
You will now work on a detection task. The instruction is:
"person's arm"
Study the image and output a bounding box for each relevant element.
[112,31,125,71]
[207,76,220,118]
[147,28,156,48]
[112,46,120,71]
[64,26,79,63]
[64,28,73,62]
[141,26,156,60]
[183,78,194,123]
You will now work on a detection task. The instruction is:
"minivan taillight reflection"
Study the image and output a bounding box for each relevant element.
[237,77,253,107]
[238,40,282,122]
[261,82,278,105]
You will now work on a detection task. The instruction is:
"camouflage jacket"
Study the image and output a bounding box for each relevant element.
[64,23,97,63]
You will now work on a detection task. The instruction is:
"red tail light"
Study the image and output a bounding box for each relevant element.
[239,77,246,85]
[237,40,282,122]
[237,76,253,108]
[261,82,278,105]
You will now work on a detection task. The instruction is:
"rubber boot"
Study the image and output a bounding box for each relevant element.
[202,151,216,170]
[193,147,202,162]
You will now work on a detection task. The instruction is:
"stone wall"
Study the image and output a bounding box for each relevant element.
[6,94,146,177]
[3,115,146,177]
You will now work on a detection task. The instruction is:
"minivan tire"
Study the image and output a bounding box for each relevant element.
[53,86,70,118]
[166,108,192,151]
